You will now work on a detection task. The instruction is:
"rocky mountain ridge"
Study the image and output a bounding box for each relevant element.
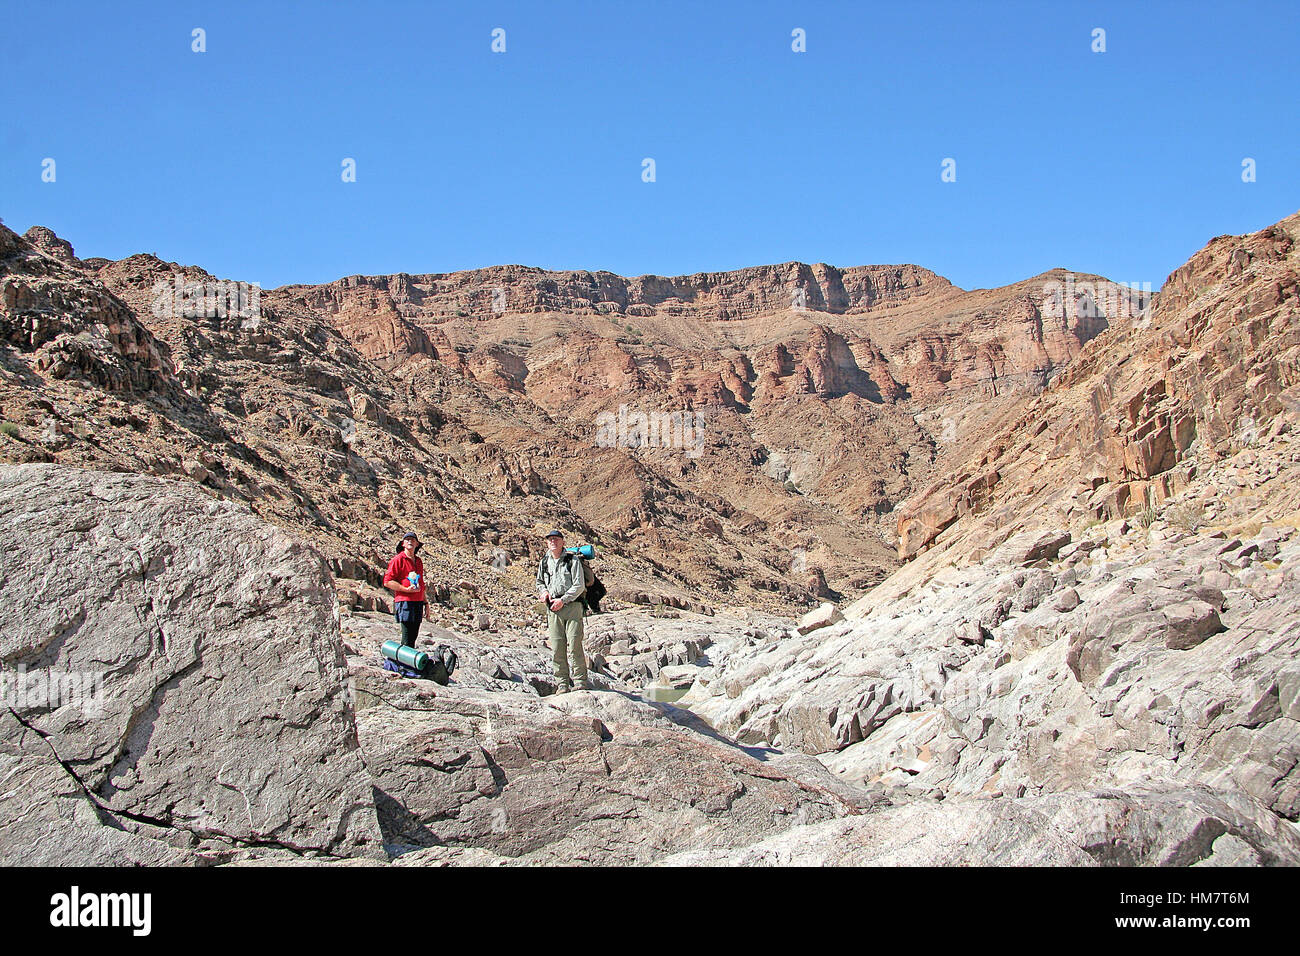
[2,216,1145,620]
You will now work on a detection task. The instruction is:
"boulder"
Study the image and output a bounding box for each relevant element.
[348,652,857,863]
[1161,600,1224,650]
[656,786,1300,867]
[797,602,844,635]
[1050,588,1081,613]
[991,530,1072,567]
[0,464,383,862]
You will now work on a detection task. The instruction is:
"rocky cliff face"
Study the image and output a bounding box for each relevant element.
[657,211,1300,863]
[1,230,175,396]
[287,260,955,325]
[265,248,1139,599]
[891,214,1297,565]
[0,218,1142,616]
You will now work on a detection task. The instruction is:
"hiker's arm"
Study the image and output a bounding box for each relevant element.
[536,562,550,601]
[383,566,418,596]
[557,565,586,606]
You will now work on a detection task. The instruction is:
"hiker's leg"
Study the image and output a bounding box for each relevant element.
[565,604,588,686]
[398,603,412,646]
[402,602,423,647]
[549,611,570,686]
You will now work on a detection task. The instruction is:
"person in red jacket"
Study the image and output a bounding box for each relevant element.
[383,532,432,647]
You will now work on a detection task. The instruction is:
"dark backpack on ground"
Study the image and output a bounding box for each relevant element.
[425,644,458,685]
[381,644,457,685]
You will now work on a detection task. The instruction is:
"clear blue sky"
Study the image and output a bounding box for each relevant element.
[3,0,1297,291]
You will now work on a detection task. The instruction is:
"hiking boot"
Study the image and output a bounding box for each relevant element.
[574,680,591,691]
[555,682,572,696]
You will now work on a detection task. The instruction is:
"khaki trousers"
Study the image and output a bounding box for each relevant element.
[548,601,587,687]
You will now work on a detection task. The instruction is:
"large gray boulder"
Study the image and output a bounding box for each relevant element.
[342,612,865,864]
[0,709,192,865]
[0,464,383,862]
[656,786,1300,866]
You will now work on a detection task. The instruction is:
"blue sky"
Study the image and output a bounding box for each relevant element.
[2,0,1297,291]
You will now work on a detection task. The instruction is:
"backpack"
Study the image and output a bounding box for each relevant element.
[424,644,458,685]
[587,572,605,616]
[380,644,457,685]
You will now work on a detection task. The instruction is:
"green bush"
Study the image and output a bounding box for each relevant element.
[0,421,20,438]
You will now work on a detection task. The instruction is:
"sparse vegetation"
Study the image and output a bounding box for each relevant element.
[0,421,20,438]
[1164,500,1206,532]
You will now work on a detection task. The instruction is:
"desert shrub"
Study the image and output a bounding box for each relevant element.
[1165,500,1205,532]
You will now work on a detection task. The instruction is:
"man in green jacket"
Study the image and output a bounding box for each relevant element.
[536,529,588,694]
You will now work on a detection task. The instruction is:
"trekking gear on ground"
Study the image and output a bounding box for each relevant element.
[382,640,428,672]
[428,644,457,684]
[381,657,424,679]
[380,639,457,684]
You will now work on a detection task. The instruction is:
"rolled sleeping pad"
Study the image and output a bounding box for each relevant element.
[566,545,595,559]
[381,639,428,672]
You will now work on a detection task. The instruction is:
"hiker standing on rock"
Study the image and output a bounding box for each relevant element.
[384,532,432,647]
[536,529,588,693]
